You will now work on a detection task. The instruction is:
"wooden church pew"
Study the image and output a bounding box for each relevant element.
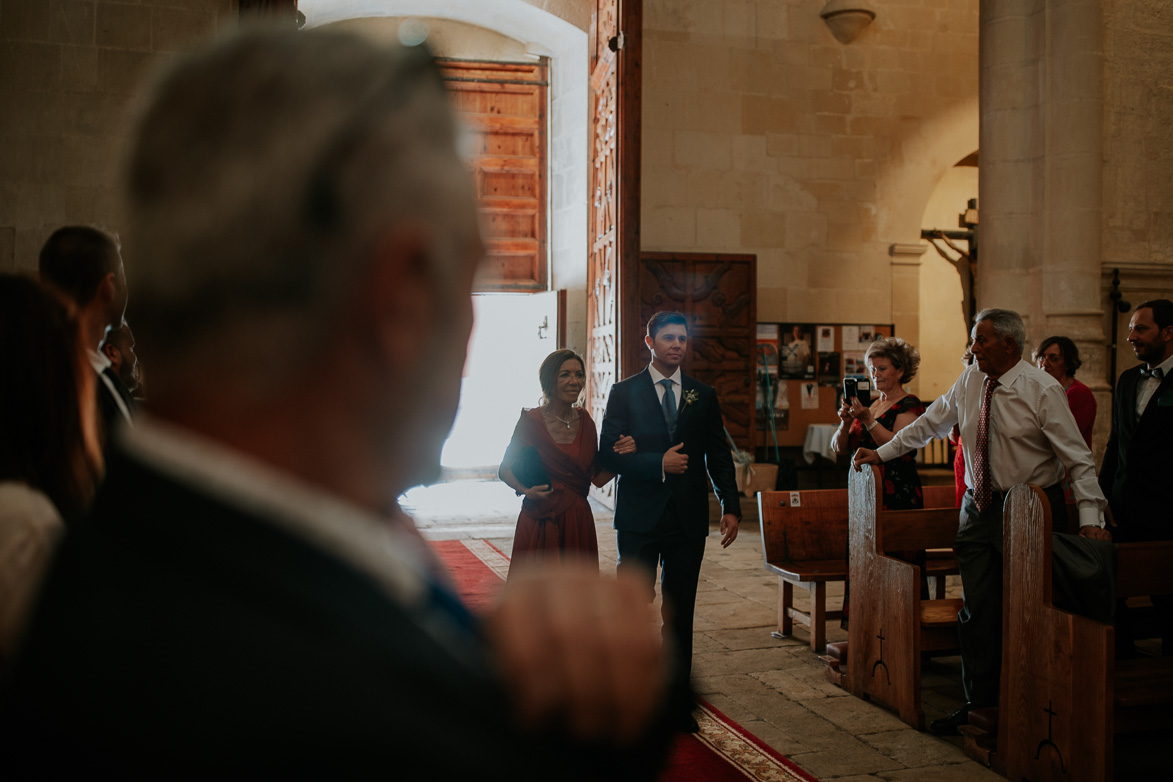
[981,484,1173,782]
[843,465,963,730]
[757,484,956,654]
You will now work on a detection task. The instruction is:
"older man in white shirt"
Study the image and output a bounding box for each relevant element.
[854,308,1108,735]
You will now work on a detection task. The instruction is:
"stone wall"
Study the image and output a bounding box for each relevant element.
[1101,0,1173,384]
[0,0,237,272]
[640,0,980,371]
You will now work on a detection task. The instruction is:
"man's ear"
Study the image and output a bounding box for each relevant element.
[644,334,654,351]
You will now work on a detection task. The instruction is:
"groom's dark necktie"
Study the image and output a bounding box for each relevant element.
[660,378,677,436]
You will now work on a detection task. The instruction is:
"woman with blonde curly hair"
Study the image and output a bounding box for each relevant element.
[832,336,926,509]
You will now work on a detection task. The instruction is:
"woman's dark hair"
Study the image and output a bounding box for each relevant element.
[538,349,585,404]
[0,274,101,520]
[865,336,921,384]
[1033,335,1082,377]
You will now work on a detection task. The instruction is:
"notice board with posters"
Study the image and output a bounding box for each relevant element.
[753,322,894,449]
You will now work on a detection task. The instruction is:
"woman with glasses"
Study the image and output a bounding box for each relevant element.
[1034,336,1096,447]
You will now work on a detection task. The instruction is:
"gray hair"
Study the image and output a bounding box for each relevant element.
[974,307,1026,357]
[123,27,472,392]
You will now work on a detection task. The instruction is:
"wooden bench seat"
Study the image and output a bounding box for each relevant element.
[758,484,957,653]
[984,484,1173,781]
[758,488,849,653]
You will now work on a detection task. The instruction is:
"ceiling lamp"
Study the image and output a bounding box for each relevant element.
[820,0,876,44]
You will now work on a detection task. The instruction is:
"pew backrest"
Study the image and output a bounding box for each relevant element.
[758,489,849,567]
[1000,483,1173,782]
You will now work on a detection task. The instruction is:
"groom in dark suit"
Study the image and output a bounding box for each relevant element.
[599,311,742,732]
[1101,298,1173,543]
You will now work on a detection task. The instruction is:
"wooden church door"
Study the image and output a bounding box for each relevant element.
[587,0,642,505]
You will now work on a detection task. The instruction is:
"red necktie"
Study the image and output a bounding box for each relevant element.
[974,377,999,512]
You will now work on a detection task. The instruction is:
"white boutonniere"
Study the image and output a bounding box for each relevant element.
[683,389,700,406]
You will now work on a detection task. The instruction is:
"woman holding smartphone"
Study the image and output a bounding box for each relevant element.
[831,337,925,628]
[831,337,926,508]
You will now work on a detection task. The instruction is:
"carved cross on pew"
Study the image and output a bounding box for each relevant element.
[1034,698,1067,772]
[871,629,891,685]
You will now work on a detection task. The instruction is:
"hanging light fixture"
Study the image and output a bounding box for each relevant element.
[820,0,876,44]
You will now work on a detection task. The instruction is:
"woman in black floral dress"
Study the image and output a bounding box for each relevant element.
[832,337,925,628]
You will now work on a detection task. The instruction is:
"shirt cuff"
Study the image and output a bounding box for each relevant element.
[1077,505,1104,528]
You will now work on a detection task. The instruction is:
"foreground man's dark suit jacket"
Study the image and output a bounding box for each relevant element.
[0,440,671,780]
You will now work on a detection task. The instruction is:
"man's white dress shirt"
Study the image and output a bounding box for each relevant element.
[876,360,1107,528]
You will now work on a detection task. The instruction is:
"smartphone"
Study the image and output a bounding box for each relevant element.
[843,377,872,406]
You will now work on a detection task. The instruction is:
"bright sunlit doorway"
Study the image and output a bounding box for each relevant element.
[400,292,560,527]
[441,291,561,473]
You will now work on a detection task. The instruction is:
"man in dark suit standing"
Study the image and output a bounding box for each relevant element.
[599,311,742,732]
[1101,298,1173,543]
[0,29,672,779]
[1101,299,1173,655]
[39,225,134,432]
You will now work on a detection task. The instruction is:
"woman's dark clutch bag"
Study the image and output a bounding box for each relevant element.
[513,446,551,490]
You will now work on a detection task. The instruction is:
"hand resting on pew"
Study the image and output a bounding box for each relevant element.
[852,447,881,470]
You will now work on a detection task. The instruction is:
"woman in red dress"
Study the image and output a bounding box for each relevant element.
[499,349,633,574]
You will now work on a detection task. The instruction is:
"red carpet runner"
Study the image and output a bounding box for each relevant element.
[430,539,819,782]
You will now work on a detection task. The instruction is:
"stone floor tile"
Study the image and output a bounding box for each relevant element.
[694,647,802,677]
[858,728,968,768]
[789,741,905,778]
[731,718,815,757]
[753,666,849,700]
[692,633,727,654]
[875,762,1004,781]
[695,589,746,606]
[693,599,776,630]
[703,625,788,651]
[801,692,912,734]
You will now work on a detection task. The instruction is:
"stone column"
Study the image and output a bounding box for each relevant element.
[980,0,1110,451]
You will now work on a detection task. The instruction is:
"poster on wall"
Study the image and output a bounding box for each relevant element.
[818,352,841,386]
[841,325,859,348]
[756,371,789,431]
[778,324,815,379]
[857,326,875,349]
[755,323,780,373]
[843,351,866,377]
[800,381,819,409]
[816,325,835,353]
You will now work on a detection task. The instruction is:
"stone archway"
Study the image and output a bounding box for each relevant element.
[873,96,979,398]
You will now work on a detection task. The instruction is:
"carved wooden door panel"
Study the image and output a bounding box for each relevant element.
[638,252,757,449]
[587,0,641,505]
[439,59,548,292]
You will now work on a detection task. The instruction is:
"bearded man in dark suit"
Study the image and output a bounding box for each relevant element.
[0,28,672,780]
[1101,298,1173,543]
[599,311,742,733]
[1101,298,1173,656]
